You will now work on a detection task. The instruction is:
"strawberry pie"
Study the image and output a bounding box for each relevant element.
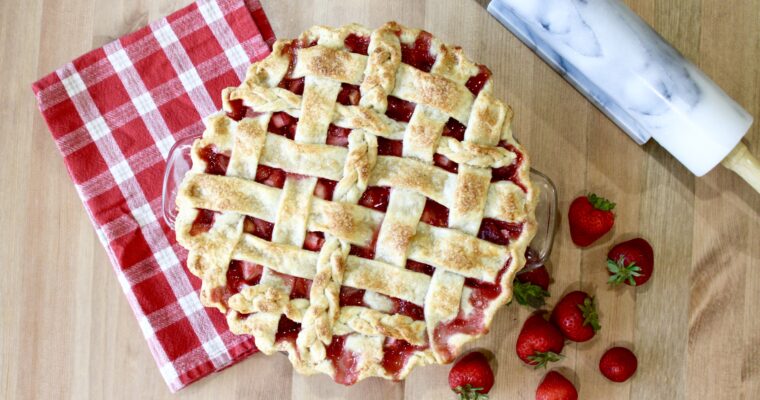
[175,22,537,384]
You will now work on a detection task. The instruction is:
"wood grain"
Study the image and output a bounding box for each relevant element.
[2,0,759,399]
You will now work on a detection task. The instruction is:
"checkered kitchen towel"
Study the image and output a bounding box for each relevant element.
[32,0,274,392]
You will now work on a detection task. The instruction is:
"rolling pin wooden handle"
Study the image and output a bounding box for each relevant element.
[721,142,760,194]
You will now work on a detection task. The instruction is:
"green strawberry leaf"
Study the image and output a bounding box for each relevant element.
[512,281,550,309]
[578,297,601,332]
[607,256,642,286]
[454,384,489,400]
[588,193,616,211]
[527,351,564,369]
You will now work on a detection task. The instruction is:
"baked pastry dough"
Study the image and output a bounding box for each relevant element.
[176,22,537,384]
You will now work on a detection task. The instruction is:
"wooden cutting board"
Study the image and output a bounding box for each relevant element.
[2,0,759,399]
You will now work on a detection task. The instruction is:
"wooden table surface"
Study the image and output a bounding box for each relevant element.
[3,0,759,398]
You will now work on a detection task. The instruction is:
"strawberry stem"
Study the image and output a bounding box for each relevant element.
[454,384,489,400]
[527,351,563,369]
[512,281,550,308]
[587,193,615,211]
[607,255,642,286]
[578,297,601,332]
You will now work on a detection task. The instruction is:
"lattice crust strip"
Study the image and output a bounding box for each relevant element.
[175,22,538,384]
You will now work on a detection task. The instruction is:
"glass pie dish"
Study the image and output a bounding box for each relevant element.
[161,135,558,271]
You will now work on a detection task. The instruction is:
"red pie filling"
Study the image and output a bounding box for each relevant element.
[406,260,436,276]
[420,198,449,227]
[344,33,370,56]
[477,218,524,246]
[491,142,526,191]
[189,208,217,236]
[381,337,428,379]
[336,83,362,106]
[313,179,338,200]
[385,96,416,123]
[275,315,302,345]
[254,165,286,188]
[326,335,360,385]
[226,98,247,121]
[441,118,466,141]
[198,144,230,176]
[326,124,352,147]
[377,137,403,156]
[243,215,274,240]
[358,186,390,212]
[268,111,298,139]
[277,39,317,96]
[465,65,492,96]
[302,231,326,251]
[226,260,264,296]
[433,153,458,174]
[400,31,436,72]
[432,260,512,363]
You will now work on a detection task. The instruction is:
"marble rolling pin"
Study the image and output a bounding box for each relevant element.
[483,0,760,193]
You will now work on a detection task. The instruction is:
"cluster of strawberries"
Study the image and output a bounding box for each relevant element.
[448,194,655,400]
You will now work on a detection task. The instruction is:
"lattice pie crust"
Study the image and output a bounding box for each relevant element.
[176,22,537,384]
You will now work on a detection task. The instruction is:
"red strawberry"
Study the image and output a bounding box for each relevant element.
[516,312,565,368]
[513,265,551,308]
[568,193,615,247]
[550,291,600,342]
[448,351,494,399]
[606,238,654,286]
[599,347,638,382]
[536,371,578,400]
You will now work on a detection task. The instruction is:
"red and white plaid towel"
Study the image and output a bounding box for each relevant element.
[32,0,275,392]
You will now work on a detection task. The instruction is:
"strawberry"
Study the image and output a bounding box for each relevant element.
[513,265,551,308]
[550,291,600,342]
[516,312,565,368]
[536,371,578,400]
[568,193,615,247]
[606,238,654,286]
[448,351,494,399]
[599,347,638,382]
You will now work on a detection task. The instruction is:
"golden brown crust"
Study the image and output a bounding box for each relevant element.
[175,22,538,384]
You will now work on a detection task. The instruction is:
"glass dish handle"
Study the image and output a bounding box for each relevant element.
[162,137,558,271]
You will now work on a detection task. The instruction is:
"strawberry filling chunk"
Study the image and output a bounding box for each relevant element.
[268,111,298,139]
[198,144,230,176]
[400,31,436,72]
[477,218,524,245]
[225,98,247,121]
[420,198,449,227]
[274,315,302,345]
[336,83,362,106]
[433,153,458,174]
[385,96,416,123]
[254,165,286,188]
[382,338,428,379]
[344,33,370,55]
[326,124,352,147]
[189,208,217,236]
[339,287,367,307]
[358,186,390,212]
[491,142,527,191]
[226,260,264,296]
[326,335,360,385]
[377,137,403,156]
[441,118,466,141]
[390,298,424,321]
[465,65,492,96]
[243,216,274,240]
[433,261,511,362]
[303,231,326,251]
[313,179,337,200]
[406,260,436,276]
